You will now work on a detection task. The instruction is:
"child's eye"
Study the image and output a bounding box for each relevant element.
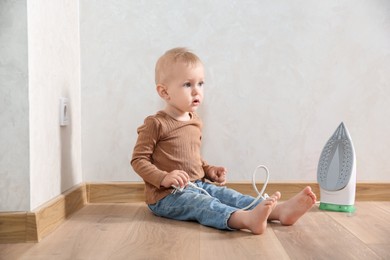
[183,82,191,88]
[198,81,204,87]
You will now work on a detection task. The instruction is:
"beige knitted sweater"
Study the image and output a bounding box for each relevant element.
[131,111,213,204]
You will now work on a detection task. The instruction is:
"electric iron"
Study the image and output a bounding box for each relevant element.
[317,122,356,213]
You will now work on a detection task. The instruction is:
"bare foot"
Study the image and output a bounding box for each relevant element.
[249,192,281,234]
[268,186,316,226]
[228,192,280,235]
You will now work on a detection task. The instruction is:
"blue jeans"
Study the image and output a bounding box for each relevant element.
[148,180,261,230]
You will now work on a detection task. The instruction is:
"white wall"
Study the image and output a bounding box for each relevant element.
[0,0,81,212]
[0,0,30,211]
[81,0,390,183]
[1,0,389,212]
[28,0,82,210]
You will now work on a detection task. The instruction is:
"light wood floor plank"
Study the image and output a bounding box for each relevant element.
[199,227,290,260]
[0,202,389,260]
[109,204,201,260]
[325,201,390,258]
[1,204,140,260]
[272,204,381,260]
[326,202,390,244]
[375,201,390,214]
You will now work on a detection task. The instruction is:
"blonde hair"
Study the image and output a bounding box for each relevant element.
[155,47,202,85]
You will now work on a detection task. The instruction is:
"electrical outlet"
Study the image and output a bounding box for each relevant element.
[60,97,69,126]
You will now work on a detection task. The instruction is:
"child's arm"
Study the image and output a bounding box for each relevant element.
[160,170,189,188]
[202,161,227,185]
[208,166,227,185]
[131,116,172,188]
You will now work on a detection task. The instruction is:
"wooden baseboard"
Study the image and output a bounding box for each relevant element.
[1,181,389,243]
[0,184,87,243]
[34,184,87,241]
[228,182,390,201]
[0,212,36,243]
[86,182,390,203]
[87,182,144,203]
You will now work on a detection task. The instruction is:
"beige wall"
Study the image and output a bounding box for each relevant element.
[80,0,390,182]
[28,0,82,210]
[0,0,82,211]
[0,0,30,211]
[1,0,389,212]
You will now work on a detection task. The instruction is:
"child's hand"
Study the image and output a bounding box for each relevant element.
[161,170,190,188]
[208,166,227,186]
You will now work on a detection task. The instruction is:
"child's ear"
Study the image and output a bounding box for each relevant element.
[156,84,170,100]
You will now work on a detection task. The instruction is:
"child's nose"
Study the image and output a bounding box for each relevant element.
[192,86,201,95]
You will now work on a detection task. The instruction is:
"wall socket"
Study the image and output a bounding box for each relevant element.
[59,97,69,126]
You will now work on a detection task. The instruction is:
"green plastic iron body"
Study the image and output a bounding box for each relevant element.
[317,122,356,213]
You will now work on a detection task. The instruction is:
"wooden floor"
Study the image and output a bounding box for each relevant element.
[0,202,389,260]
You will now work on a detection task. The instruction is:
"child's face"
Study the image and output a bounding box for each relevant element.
[161,61,204,117]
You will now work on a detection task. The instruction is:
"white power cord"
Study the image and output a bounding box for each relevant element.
[171,181,212,196]
[171,164,270,210]
[242,165,270,210]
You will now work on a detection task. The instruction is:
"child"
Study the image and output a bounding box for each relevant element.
[131,47,316,234]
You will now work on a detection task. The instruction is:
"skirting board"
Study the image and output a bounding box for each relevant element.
[87,182,390,202]
[1,182,389,243]
[0,184,87,243]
